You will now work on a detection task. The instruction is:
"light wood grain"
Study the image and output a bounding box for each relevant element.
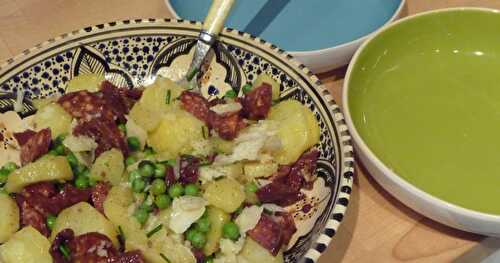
[0,0,497,262]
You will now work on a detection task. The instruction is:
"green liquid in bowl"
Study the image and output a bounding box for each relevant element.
[348,9,500,215]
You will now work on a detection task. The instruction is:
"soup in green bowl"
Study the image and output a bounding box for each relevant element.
[344,8,500,235]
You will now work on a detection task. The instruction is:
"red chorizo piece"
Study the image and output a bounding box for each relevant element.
[58,91,115,123]
[16,128,51,165]
[247,214,283,256]
[73,116,128,157]
[100,82,129,123]
[208,111,246,140]
[255,178,305,207]
[50,229,145,263]
[52,184,92,214]
[16,195,50,236]
[289,149,319,189]
[241,83,272,120]
[273,212,297,246]
[180,91,211,123]
[91,182,111,214]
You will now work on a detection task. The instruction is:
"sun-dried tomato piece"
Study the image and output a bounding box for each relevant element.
[73,116,128,157]
[13,129,37,146]
[247,214,283,256]
[17,128,51,165]
[208,112,246,140]
[242,84,272,120]
[289,149,319,188]
[68,232,119,263]
[58,91,115,123]
[50,228,75,263]
[274,212,297,246]
[255,180,305,207]
[180,91,211,123]
[16,195,50,236]
[91,182,111,214]
[256,150,319,206]
[179,155,200,185]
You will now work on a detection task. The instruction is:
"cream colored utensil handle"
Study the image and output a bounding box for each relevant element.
[202,0,235,35]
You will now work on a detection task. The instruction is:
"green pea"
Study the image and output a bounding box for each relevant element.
[195,217,211,233]
[245,182,258,193]
[205,256,214,263]
[185,228,198,242]
[138,160,155,178]
[66,152,78,168]
[132,178,146,193]
[151,179,167,195]
[190,230,207,249]
[0,169,9,185]
[118,123,127,134]
[154,194,171,209]
[222,222,240,241]
[154,163,166,178]
[2,162,18,173]
[125,156,137,166]
[242,83,253,94]
[184,184,199,196]
[54,144,65,156]
[75,176,89,189]
[54,134,66,145]
[80,167,90,178]
[133,208,149,225]
[168,183,184,198]
[127,137,141,151]
[224,90,237,99]
[144,147,155,156]
[128,170,141,183]
[48,149,59,156]
[46,215,57,231]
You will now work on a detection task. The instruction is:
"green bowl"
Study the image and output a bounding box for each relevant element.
[343,8,500,236]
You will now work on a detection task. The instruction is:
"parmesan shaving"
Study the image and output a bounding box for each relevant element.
[210,102,242,115]
[235,205,263,233]
[169,196,207,234]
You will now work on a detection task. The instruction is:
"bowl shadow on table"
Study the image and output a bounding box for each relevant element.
[322,156,484,263]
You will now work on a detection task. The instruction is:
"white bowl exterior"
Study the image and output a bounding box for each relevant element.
[165,0,406,73]
[343,7,500,237]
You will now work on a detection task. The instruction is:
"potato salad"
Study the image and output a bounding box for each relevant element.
[0,73,320,263]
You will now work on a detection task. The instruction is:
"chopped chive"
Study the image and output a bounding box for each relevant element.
[146,224,163,238]
[201,126,208,139]
[160,253,171,263]
[186,68,199,81]
[59,244,71,261]
[160,159,176,166]
[118,225,126,248]
[165,89,171,105]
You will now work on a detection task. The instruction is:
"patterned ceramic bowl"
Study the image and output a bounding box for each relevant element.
[0,19,353,262]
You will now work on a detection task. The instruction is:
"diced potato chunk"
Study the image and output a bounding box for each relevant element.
[65,73,104,93]
[243,161,278,179]
[0,194,19,243]
[51,202,118,247]
[268,100,313,164]
[32,97,57,110]
[5,155,73,193]
[33,103,72,139]
[303,106,320,147]
[203,177,245,213]
[211,136,235,154]
[148,228,196,263]
[253,73,280,101]
[148,109,206,157]
[90,148,125,185]
[0,226,52,263]
[203,206,230,255]
[129,77,184,131]
[238,238,284,263]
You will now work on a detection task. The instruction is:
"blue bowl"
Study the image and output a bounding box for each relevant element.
[166,0,405,72]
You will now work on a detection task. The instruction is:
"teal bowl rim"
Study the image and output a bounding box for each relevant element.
[343,7,500,226]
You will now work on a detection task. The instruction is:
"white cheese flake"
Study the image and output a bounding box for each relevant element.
[210,102,242,115]
[169,196,207,234]
[235,206,263,233]
[63,135,98,152]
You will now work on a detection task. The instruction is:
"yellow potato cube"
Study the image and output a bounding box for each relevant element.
[0,227,52,263]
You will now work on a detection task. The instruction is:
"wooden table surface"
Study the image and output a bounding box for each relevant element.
[2,0,500,262]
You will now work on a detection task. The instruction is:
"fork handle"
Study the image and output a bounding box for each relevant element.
[202,0,235,36]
